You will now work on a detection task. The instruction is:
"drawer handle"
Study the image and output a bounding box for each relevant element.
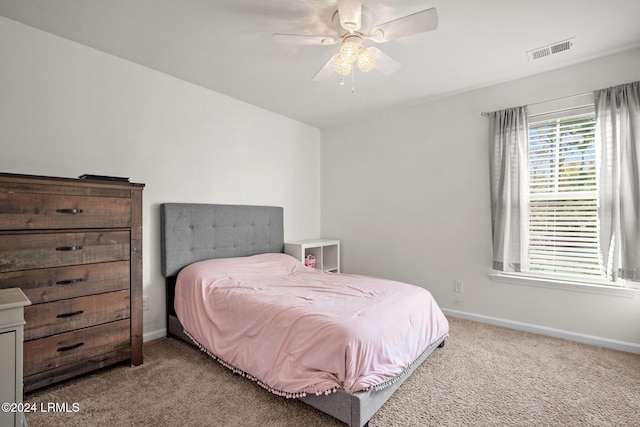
[56,310,84,319]
[57,342,84,352]
[56,246,83,251]
[56,208,84,214]
[56,278,84,285]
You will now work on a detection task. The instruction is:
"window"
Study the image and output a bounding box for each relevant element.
[527,110,600,279]
[489,83,640,289]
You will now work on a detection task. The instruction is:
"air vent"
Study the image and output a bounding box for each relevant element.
[527,38,575,62]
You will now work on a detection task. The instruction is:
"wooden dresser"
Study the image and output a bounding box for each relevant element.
[0,173,144,392]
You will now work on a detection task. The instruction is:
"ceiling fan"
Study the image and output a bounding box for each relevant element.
[273,0,438,81]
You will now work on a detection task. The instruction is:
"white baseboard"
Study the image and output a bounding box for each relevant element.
[143,328,167,342]
[442,308,640,354]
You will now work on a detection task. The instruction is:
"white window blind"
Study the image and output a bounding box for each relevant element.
[528,110,601,278]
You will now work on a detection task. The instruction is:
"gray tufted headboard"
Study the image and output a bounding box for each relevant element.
[160,203,284,277]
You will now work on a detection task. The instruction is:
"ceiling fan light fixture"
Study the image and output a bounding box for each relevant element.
[339,39,362,64]
[275,4,438,81]
[357,48,376,72]
[334,54,353,75]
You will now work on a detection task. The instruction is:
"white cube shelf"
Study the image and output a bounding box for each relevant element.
[285,239,340,273]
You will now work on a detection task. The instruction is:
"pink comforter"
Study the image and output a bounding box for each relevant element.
[175,253,448,397]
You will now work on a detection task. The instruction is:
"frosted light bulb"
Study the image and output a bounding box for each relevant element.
[334,54,353,76]
[357,49,376,72]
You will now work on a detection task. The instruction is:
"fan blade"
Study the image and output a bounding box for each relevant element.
[337,0,362,31]
[272,34,338,45]
[370,8,438,42]
[312,55,337,81]
[369,47,401,76]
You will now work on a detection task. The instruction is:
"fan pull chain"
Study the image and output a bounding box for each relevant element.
[338,71,356,93]
[351,69,355,93]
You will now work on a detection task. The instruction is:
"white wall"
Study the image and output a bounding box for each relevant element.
[0,17,321,340]
[321,48,640,351]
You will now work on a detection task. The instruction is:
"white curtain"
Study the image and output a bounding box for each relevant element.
[595,81,640,281]
[488,106,529,272]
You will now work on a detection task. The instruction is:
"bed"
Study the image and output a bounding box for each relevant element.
[161,203,448,426]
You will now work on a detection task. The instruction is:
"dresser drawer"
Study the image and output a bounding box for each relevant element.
[24,290,130,340]
[0,261,130,304]
[0,192,131,230]
[0,230,130,273]
[23,318,131,377]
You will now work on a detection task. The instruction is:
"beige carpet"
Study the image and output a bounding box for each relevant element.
[25,317,640,426]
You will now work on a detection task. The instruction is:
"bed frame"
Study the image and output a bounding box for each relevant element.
[160,203,444,427]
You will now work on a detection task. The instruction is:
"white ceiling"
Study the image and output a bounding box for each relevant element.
[1,0,640,128]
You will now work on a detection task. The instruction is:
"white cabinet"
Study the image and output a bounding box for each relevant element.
[0,288,31,427]
[285,239,340,273]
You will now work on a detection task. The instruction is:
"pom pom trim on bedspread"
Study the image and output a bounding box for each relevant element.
[182,329,334,398]
[371,335,447,392]
[183,329,447,399]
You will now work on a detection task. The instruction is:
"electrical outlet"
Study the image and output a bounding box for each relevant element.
[454,280,464,293]
[143,296,149,311]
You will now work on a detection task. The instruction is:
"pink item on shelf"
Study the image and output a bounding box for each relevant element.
[304,254,316,268]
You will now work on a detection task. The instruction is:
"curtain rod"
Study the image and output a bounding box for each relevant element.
[480,91,593,116]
